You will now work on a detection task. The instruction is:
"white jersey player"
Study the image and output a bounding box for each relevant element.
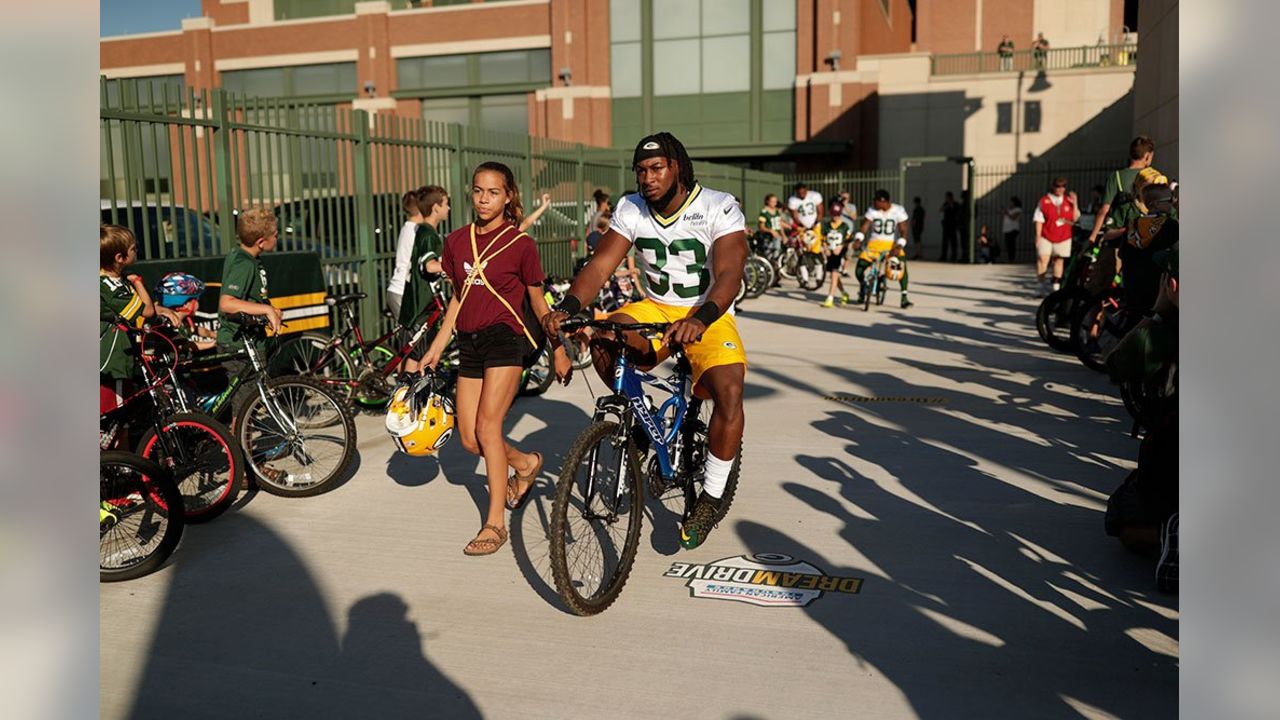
[855,189,914,309]
[787,185,824,230]
[545,132,749,551]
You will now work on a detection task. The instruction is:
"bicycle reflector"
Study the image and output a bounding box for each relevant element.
[385,385,454,456]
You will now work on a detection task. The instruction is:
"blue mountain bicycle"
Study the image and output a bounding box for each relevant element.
[548,319,741,615]
[860,249,891,311]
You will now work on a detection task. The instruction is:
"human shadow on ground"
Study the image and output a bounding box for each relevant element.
[123,514,479,719]
[736,439,1177,719]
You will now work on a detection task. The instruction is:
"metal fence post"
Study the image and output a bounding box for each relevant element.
[352,109,379,332]
[449,123,465,201]
[211,89,236,253]
[574,143,585,256]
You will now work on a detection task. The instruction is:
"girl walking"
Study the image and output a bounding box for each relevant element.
[422,162,568,556]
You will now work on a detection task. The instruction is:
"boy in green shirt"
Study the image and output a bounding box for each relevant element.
[399,185,450,376]
[100,224,176,383]
[217,207,282,357]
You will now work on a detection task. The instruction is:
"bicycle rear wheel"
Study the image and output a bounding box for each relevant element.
[233,375,357,497]
[100,451,184,582]
[654,399,740,526]
[268,333,358,406]
[549,420,643,616]
[744,256,772,299]
[138,412,244,523]
[797,254,825,291]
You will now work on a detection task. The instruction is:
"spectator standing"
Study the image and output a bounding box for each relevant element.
[1033,177,1079,293]
[1032,32,1050,69]
[386,189,426,319]
[910,196,925,259]
[940,191,960,262]
[1002,196,1023,262]
[997,35,1015,71]
[588,188,611,234]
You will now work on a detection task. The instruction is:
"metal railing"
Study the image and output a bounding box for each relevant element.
[99,78,785,331]
[931,43,1137,76]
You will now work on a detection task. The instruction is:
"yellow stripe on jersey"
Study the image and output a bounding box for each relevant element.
[652,183,703,228]
[121,292,144,324]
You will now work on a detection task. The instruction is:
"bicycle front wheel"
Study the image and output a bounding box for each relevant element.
[100,451,184,582]
[234,375,357,497]
[138,412,244,523]
[549,420,643,616]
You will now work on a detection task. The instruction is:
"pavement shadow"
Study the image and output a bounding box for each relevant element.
[126,514,479,718]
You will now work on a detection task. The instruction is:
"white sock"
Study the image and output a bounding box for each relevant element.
[702,452,734,500]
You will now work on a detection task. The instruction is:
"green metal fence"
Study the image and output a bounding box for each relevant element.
[99,79,785,332]
[931,44,1137,76]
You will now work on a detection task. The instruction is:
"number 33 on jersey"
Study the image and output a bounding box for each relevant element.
[609,183,746,308]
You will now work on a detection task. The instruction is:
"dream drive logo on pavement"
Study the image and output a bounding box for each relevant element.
[663,553,863,607]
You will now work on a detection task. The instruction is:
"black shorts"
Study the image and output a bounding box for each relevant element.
[825,250,846,272]
[456,324,525,378]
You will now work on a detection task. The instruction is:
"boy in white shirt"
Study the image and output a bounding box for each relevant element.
[385,188,425,318]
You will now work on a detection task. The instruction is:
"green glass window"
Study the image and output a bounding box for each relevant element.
[701,0,749,35]
[701,35,750,93]
[478,94,529,134]
[762,31,795,89]
[653,0,698,39]
[610,0,642,43]
[396,49,550,93]
[220,63,355,99]
[422,97,471,126]
[653,39,701,96]
[612,42,643,99]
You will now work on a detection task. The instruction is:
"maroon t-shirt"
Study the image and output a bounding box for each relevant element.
[442,222,545,335]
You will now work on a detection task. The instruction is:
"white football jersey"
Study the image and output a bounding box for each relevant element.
[609,184,746,308]
[787,191,824,229]
[864,203,910,245]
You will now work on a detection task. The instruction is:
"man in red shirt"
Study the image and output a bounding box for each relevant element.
[1033,177,1079,294]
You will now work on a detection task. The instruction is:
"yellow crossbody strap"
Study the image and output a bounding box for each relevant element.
[456,224,537,347]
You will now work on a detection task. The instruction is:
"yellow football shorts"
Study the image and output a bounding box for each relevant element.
[859,238,897,262]
[613,298,747,387]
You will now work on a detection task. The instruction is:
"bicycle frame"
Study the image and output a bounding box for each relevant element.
[608,353,691,482]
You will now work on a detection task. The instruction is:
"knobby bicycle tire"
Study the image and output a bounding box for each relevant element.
[549,420,644,616]
[138,412,244,523]
[683,400,741,527]
[100,451,184,582]
[233,375,357,497]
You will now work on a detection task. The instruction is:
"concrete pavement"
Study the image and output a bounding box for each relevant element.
[100,262,1177,719]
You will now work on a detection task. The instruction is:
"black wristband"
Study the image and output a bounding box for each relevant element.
[554,295,582,317]
[691,301,721,327]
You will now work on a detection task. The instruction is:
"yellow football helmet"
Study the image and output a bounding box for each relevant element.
[385,385,454,456]
[1132,167,1169,213]
[1128,214,1170,249]
[886,255,905,281]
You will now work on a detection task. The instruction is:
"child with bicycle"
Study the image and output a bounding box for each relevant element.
[398,185,450,378]
[421,161,570,557]
[217,207,282,356]
[100,224,178,424]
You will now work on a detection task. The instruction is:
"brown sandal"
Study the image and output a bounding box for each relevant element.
[463,524,508,556]
[505,451,543,510]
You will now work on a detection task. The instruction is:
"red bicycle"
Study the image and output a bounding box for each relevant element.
[267,280,458,409]
[101,318,245,523]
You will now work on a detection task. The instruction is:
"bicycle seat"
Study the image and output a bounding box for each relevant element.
[325,292,367,306]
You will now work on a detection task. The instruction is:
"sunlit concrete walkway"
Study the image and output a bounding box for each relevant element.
[101,261,1177,719]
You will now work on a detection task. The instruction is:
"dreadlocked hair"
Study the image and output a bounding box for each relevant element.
[635,131,696,194]
[472,161,524,227]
